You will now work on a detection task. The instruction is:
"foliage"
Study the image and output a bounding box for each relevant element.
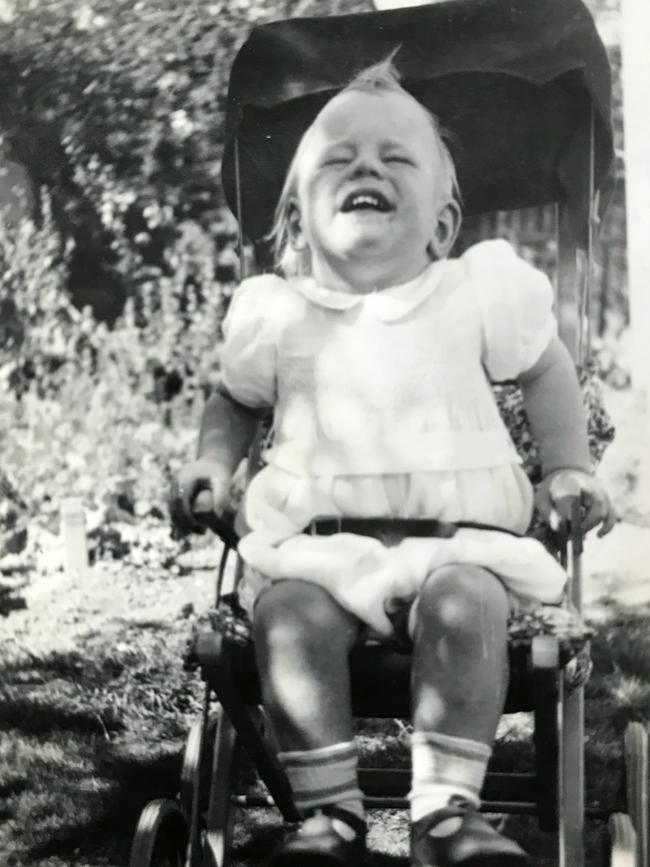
[0,0,624,322]
[0,203,230,574]
[0,0,371,320]
[1,1,380,573]
[0,195,79,395]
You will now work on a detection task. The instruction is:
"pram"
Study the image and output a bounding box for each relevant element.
[130,0,649,864]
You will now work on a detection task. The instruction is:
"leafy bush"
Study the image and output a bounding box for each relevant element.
[0,0,372,320]
[0,202,231,573]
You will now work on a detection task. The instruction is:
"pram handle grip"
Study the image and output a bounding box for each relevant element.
[192,489,240,549]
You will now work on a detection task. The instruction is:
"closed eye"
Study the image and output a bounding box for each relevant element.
[385,154,415,165]
[321,150,353,167]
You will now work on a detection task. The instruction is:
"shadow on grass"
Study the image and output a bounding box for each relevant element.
[2,601,648,867]
[0,646,151,738]
[2,647,127,684]
[0,778,31,823]
[0,693,125,736]
[26,742,183,862]
[0,778,31,799]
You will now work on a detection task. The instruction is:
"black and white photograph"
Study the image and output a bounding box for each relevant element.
[0,0,648,865]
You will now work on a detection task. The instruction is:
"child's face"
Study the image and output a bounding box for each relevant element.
[290,89,457,288]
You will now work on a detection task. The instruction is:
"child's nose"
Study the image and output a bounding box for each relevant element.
[349,152,383,178]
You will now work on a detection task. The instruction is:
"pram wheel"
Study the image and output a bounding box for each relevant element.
[606,813,637,866]
[184,705,238,867]
[129,799,188,867]
[180,711,219,824]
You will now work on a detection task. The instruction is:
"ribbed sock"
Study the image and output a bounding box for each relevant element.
[409,731,491,823]
[278,741,365,827]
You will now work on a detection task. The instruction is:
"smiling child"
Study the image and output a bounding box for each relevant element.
[173,60,614,867]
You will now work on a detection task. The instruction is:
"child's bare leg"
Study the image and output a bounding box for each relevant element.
[412,564,509,743]
[253,579,360,750]
[409,565,527,865]
[253,579,366,853]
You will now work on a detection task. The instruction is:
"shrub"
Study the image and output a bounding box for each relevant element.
[0,201,231,573]
[0,0,372,319]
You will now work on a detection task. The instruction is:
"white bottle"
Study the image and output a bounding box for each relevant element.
[60,497,89,577]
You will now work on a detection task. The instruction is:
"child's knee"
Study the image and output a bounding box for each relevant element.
[416,564,509,634]
[253,579,358,653]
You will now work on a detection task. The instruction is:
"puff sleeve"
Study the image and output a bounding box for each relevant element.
[466,240,557,382]
[221,275,284,409]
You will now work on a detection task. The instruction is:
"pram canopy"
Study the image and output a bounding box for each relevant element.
[221,0,613,247]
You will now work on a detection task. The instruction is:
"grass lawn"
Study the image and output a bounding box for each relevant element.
[1,387,648,866]
[1,547,649,867]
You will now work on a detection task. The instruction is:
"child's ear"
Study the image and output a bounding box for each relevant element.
[428,199,461,259]
[287,200,308,252]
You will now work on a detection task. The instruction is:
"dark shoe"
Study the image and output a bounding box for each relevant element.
[270,808,366,867]
[411,800,529,866]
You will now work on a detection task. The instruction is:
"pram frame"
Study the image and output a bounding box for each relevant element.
[129,3,649,865]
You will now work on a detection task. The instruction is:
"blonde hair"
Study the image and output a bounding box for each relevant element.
[269,57,460,276]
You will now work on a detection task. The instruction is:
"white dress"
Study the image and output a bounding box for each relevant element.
[221,240,567,633]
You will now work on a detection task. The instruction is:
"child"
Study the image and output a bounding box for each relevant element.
[173,61,615,867]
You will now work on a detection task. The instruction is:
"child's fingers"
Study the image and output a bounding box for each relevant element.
[596,504,619,537]
[209,477,231,516]
[536,473,616,538]
[169,478,205,535]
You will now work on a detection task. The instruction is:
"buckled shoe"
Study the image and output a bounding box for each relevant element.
[270,807,367,867]
[411,799,529,867]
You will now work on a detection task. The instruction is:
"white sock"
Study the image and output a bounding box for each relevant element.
[409,731,491,823]
[278,741,365,827]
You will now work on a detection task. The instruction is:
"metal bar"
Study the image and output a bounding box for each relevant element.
[584,106,597,361]
[198,634,299,824]
[570,501,584,611]
[358,768,539,802]
[215,543,231,606]
[559,683,585,867]
[231,794,534,814]
[229,792,609,820]
[556,203,580,363]
[204,709,238,867]
[533,650,561,832]
[234,136,247,282]
[558,512,586,867]
[624,722,649,867]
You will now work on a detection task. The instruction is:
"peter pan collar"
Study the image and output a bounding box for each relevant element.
[291,259,447,321]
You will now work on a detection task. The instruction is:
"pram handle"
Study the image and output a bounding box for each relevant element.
[192,489,240,549]
[550,478,585,551]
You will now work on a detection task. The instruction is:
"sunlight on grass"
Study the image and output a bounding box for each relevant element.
[1,563,648,867]
[0,582,207,867]
[601,672,650,728]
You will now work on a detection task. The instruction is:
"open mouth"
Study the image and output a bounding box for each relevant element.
[340,190,393,213]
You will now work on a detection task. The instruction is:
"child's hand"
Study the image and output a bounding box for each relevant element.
[535,469,617,537]
[169,458,232,535]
